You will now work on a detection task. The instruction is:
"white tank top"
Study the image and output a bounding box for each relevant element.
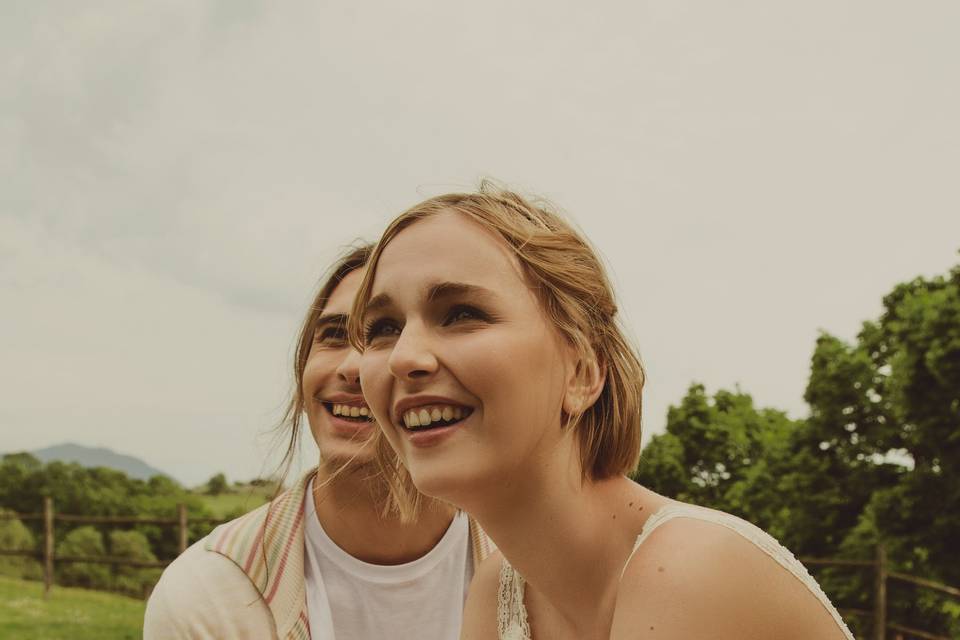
[496,503,855,640]
[304,479,472,640]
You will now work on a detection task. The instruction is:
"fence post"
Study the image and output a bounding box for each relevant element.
[874,543,887,640]
[177,503,188,554]
[43,497,54,598]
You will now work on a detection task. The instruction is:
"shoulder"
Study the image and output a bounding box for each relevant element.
[460,550,504,640]
[144,537,276,639]
[611,508,850,640]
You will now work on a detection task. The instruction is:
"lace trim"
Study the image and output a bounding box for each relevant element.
[497,560,531,640]
[628,504,855,640]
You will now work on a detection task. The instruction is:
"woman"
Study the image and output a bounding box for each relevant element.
[350,186,854,640]
[144,244,492,640]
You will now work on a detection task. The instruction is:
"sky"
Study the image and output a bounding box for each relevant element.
[2,1,958,486]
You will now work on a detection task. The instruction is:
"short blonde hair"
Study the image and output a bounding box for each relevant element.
[349,183,645,517]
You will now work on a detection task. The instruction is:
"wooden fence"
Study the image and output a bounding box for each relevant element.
[0,497,223,598]
[1,501,959,638]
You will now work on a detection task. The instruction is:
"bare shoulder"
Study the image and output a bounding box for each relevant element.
[144,539,275,639]
[460,549,504,640]
[610,514,850,640]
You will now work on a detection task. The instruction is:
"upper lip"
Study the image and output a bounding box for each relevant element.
[320,394,368,408]
[393,395,472,424]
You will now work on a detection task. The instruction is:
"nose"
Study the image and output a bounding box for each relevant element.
[336,347,362,386]
[388,321,438,382]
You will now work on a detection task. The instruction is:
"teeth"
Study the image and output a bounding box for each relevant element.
[331,403,370,419]
[401,404,471,430]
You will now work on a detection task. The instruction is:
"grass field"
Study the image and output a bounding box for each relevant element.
[196,484,273,519]
[0,575,144,640]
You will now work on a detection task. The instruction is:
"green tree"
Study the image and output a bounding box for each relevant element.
[206,473,228,496]
[634,384,797,535]
[0,456,215,562]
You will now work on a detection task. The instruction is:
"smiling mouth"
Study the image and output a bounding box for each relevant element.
[400,405,473,431]
[323,403,375,423]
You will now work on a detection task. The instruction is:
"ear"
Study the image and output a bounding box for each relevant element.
[562,346,607,418]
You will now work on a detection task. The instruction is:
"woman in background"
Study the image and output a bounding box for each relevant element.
[145,243,492,640]
[350,185,854,640]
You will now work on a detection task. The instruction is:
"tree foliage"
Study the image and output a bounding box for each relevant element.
[206,472,228,496]
[0,454,215,562]
[56,526,111,590]
[0,509,40,580]
[635,259,960,637]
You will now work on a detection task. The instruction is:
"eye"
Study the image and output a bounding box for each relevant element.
[443,304,488,326]
[364,317,401,344]
[314,325,347,346]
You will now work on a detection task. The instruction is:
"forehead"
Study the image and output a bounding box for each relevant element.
[325,268,364,315]
[371,211,527,300]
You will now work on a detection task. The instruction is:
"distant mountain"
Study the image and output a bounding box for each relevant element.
[28,443,172,482]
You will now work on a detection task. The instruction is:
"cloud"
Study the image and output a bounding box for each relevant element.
[2,0,958,483]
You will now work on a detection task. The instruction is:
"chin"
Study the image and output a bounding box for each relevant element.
[318,447,376,473]
[405,457,484,508]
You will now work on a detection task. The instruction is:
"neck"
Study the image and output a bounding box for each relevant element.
[456,454,645,637]
[312,460,457,565]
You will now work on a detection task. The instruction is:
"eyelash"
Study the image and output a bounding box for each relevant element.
[363,305,492,344]
[363,318,400,344]
[442,304,489,325]
[315,326,347,343]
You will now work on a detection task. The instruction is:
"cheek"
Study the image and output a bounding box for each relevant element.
[359,352,392,413]
[454,328,565,410]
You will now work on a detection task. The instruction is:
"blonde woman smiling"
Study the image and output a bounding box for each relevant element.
[349,186,854,640]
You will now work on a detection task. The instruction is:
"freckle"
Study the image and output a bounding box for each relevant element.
[649,626,654,631]
[629,502,633,507]
[657,566,665,573]
[612,514,616,519]
[637,505,644,511]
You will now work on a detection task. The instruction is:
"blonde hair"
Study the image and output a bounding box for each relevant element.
[348,183,645,519]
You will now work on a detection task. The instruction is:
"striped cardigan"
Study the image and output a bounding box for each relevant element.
[147,469,493,639]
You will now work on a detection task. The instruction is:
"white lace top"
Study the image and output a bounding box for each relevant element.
[496,503,855,640]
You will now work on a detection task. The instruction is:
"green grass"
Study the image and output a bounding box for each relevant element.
[0,575,144,640]
[195,485,273,519]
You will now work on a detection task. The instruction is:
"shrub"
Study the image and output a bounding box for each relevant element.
[0,509,41,579]
[109,529,161,597]
[56,526,110,590]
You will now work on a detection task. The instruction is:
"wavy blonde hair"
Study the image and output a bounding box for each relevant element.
[348,183,645,520]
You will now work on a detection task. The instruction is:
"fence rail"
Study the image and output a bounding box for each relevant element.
[2,500,959,638]
[1,498,225,598]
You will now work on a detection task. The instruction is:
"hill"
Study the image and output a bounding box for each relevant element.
[28,443,171,481]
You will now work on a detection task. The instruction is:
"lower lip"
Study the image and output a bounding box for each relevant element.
[328,414,376,439]
[401,415,469,448]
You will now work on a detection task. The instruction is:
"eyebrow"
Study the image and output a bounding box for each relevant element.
[426,281,496,303]
[362,281,497,318]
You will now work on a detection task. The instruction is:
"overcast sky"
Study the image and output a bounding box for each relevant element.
[2,1,958,486]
